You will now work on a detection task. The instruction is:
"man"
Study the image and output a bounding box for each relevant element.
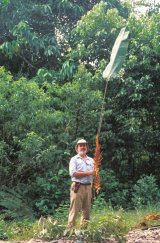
[67,139,95,229]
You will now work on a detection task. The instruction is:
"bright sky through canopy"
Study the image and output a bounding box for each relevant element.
[121,0,160,14]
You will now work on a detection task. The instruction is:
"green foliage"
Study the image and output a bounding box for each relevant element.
[0,141,12,185]
[101,12,160,192]
[0,0,159,218]
[0,64,103,217]
[0,0,10,8]
[132,175,160,208]
[34,170,70,216]
[84,208,126,242]
[0,227,8,240]
[34,216,65,240]
[33,204,160,242]
[1,205,160,241]
[3,218,34,241]
[31,207,128,242]
[0,188,35,220]
[99,169,132,208]
[71,3,126,70]
[54,203,69,221]
[0,0,129,77]
[92,192,108,211]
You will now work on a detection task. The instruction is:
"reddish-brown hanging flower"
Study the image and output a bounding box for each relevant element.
[93,134,103,193]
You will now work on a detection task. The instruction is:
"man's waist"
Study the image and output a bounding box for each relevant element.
[73,181,91,185]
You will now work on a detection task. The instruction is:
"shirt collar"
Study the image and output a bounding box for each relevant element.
[76,154,89,160]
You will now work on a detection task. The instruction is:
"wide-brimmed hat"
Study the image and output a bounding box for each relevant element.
[75,139,89,152]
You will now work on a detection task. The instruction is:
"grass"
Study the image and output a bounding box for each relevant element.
[0,203,160,242]
[0,216,35,241]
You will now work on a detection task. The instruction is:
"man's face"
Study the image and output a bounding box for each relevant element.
[77,143,87,156]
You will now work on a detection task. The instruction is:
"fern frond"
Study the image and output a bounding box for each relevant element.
[0,188,35,220]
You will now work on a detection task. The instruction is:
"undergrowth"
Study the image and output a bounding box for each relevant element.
[0,199,160,242]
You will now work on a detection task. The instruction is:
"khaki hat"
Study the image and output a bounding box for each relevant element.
[77,139,88,145]
[75,139,89,152]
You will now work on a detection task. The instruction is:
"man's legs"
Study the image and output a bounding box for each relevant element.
[80,185,92,228]
[68,184,83,227]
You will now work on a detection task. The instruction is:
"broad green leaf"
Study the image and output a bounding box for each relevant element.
[103,27,129,80]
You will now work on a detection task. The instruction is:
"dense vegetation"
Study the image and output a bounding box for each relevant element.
[0,200,160,241]
[0,0,160,221]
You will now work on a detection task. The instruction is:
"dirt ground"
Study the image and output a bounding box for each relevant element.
[125,226,160,243]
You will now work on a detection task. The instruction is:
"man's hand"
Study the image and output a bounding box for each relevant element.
[85,170,96,176]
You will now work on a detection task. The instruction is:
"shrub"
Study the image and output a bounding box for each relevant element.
[131,175,160,208]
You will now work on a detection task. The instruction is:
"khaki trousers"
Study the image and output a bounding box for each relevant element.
[68,183,92,228]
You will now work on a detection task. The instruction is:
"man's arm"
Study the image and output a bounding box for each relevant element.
[73,170,95,177]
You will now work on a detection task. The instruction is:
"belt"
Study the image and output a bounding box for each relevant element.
[80,183,91,185]
[72,182,91,185]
